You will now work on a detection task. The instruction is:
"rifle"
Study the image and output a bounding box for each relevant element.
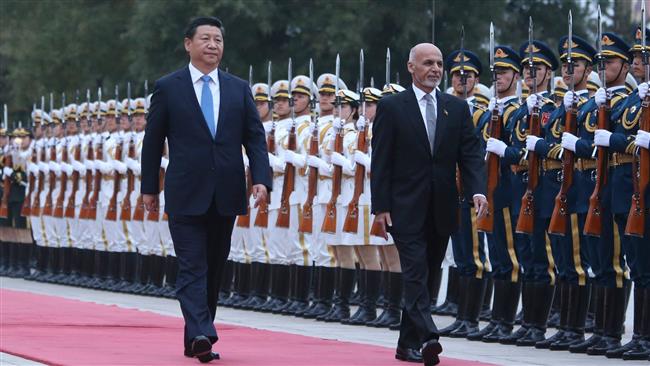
[87,88,103,220]
[119,82,135,221]
[626,3,649,237]
[236,67,255,228]
[276,58,297,228]
[21,105,37,217]
[370,48,391,237]
[584,6,609,237]
[0,104,11,218]
[549,11,577,235]
[299,59,319,233]
[146,142,166,222]
[343,49,367,233]
[516,17,541,234]
[106,85,123,221]
[322,54,343,234]
[254,61,273,228]
[132,81,148,221]
[31,96,46,217]
[53,93,68,218]
[477,23,500,233]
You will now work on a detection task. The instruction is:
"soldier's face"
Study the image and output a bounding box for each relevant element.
[407,45,443,91]
[79,118,88,133]
[53,124,62,137]
[631,54,645,81]
[133,114,146,132]
[319,92,335,113]
[523,64,550,90]
[21,136,31,149]
[120,115,130,131]
[495,68,518,94]
[292,93,310,114]
[335,104,354,121]
[364,102,377,121]
[105,116,117,133]
[185,25,223,69]
[67,121,78,135]
[603,57,629,85]
[451,71,478,97]
[255,101,270,120]
[34,124,43,138]
[561,60,591,88]
[274,97,290,118]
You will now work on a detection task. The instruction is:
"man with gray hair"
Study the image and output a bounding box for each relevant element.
[371,43,487,366]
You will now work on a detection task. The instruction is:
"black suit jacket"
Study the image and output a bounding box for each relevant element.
[141,66,272,216]
[370,87,486,235]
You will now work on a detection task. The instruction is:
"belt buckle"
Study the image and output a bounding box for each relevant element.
[557,170,563,183]
[590,170,597,182]
[522,171,529,183]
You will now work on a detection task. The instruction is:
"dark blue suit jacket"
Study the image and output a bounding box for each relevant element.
[141,66,272,216]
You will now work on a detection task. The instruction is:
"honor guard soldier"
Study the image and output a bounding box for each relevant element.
[475,45,525,343]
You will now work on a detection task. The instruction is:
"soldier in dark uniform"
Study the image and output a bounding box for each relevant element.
[438,49,490,338]
[474,46,525,342]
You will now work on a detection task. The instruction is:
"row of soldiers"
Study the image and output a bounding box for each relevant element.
[0,20,649,364]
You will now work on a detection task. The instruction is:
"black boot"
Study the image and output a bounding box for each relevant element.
[161,255,177,298]
[621,287,650,361]
[131,253,150,294]
[500,280,534,344]
[345,269,381,325]
[119,252,139,293]
[547,280,563,329]
[537,280,570,349]
[429,266,443,313]
[25,245,44,280]
[469,277,501,341]
[273,264,296,314]
[0,241,9,275]
[15,243,31,278]
[369,271,402,328]
[66,248,82,286]
[100,252,120,290]
[587,284,627,355]
[90,251,109,289]
[218,260,234,305]
[439,275,470,336]
[6,242,18,277]
[77,249,94,287]
[297,265,321,317]
[320,268,355,322]
[607,285,644,359]
[269,264,291,313]
[222,261,242,307]
[434,267,459,316]
[550,283,590,350]
[282,265,310,315]
[110,252,129,291]
[302,266,334,319]
[482,279,521,342]
[231,262,252,307]
[517,282,554,346]
[479,277,493,321]
[570,284,605,353]
[448,276,487,338]
[144,255,166,296]
[249,263,272,311]
[241,262,269,310]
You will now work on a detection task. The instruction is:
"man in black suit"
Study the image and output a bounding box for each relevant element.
[371,43,487,366]
[141,17,271,363]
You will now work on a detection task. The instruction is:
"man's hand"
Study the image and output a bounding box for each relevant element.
[373,212,392,241]
[473,195,488,218]
[143,194,159,213]
[252,184,268,208]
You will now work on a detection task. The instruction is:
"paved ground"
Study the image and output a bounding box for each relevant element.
[1,276,644,366]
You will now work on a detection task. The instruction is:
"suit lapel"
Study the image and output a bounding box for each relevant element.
[177,66,216,139]
[404,88,432,156]
[432,90,448,156]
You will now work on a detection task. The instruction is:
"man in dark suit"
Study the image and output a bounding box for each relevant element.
[371,43,487,366]
[141,16,271,363]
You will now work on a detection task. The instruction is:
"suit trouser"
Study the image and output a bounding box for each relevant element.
[392,198,449,349]
[450,205,487,278]
[486,206,521,282]
[168,201,235,345]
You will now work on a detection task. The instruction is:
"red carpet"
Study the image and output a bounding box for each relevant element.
[0,289,498,365]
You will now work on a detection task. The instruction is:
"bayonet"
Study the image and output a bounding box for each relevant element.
[529,16,537,96]
[249,65,253,88]
[360,49,366,117]
[127,82,132,118]
[370,77,375,88]
[3,104,7,130]
[385,48,391,88]
[597,5,606,89]
[643,1,648,81]
[568,10,575,92]
[460,25,468,99]
[309,58,317,115]
[490,22,497,100]
[267,61,274,125]
[144,80,149,98]
[288,57,295,126]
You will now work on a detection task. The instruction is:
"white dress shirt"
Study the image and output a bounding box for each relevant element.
[411,83,436,136]
[188,62,220,130]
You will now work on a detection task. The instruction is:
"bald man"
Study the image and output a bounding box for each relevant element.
[370,43,487,366]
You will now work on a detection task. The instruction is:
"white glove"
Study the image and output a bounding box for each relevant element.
[561,132,579,152]
[72,160,86,174]
[263,122,273,134]
[268,153,285,172]
[563,91,576,110]
[486,138,508,157]
[113,160,127,174]
[595,88,607,107]
[526,135,542,152]
[84,159,95,172]
[594,129,612,147]
[160,157,169,170]
[330,151,352,168]
[63,162,74,176]
[3,167,13,178]
[356,115,367,131]
[354,150,371,170]
[49,161,61,176]
[639,82,649,99]
[126,158,142,175]
[334,117,344,130]
[39,161,49,174]
[636,130,650,149]
[96,160,112,175]
[487,97,504,114]
[526,94,538,114]
[26,163,36,175]
[306,155,332,176]
[93,134,102,144]
[284,150,306,168]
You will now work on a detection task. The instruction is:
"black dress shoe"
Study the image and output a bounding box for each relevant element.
[395,346,422,362]
[191,336,215,363]
[421,339,442,366]
[184,348,220,360]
